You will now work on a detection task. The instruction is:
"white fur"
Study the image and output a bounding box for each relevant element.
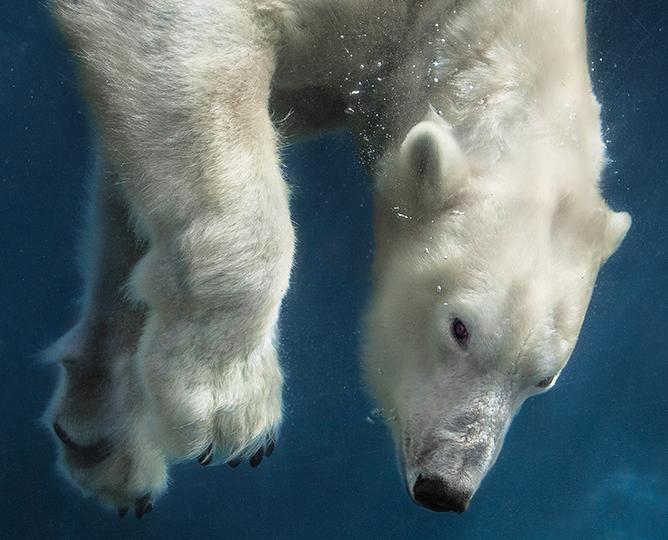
[45,0,630,512]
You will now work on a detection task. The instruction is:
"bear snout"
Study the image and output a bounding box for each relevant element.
[412,474,472,513]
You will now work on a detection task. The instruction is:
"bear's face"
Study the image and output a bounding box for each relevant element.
[364,111,631,512]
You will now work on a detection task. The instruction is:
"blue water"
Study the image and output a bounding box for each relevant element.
[1,1,666,538]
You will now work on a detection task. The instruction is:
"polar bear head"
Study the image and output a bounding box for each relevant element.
[364,110,630,512]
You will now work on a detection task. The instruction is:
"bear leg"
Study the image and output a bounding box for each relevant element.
[44,158,169,512]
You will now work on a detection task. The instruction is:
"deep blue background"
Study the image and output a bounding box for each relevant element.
[1,1,666,538]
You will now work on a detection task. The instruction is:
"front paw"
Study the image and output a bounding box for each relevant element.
[139,319,284,468]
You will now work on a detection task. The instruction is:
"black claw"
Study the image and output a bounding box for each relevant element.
[197,443,214,466]
[265,440,275,457]
[118,507,128,518]
[53,422,76,448]
[227,457,242,468]
[52,422,112,465]
[135,493,152,519]
[250,447,264,468]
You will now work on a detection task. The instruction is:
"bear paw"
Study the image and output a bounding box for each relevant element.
[138,317,284,471]
[45,327,168,517]
[51,419,168,518]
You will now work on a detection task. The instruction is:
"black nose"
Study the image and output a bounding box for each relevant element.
[412,475,471,513]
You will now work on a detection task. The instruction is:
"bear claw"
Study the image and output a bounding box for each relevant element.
[52,422,112,464]
[197,443,214,466]
[265,440,275,457]
[135,493,152,519]
[227,440,275,469]
[249,447,264,468]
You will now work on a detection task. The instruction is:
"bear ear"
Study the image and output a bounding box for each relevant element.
[398,110,469,211]
[601,209,631,263]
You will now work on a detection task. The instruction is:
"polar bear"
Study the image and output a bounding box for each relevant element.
[45,0,630,517]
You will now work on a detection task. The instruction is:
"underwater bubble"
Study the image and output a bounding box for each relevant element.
[344,107,355,115]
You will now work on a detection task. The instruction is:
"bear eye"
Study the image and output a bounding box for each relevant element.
[537,376,555,389]
[451,318,469,346]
